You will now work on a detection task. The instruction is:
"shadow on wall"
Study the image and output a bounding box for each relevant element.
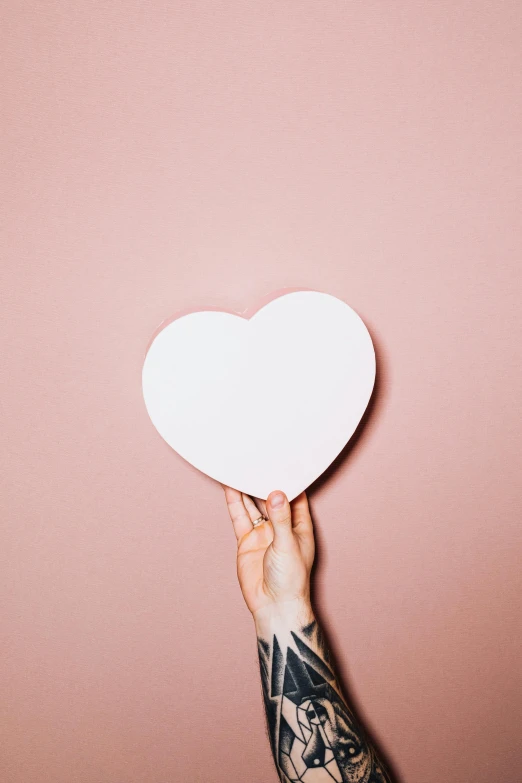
[308,328,403,783]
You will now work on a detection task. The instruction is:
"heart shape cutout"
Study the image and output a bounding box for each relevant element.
[142,290,375,501]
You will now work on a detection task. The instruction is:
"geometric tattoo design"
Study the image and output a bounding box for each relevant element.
[257,621,392,783]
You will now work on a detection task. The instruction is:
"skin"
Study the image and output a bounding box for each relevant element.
[222,486,314,621]
[222,485,393,783]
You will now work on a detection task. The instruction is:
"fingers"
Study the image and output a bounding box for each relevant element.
[242,493,267,524]
[253,495,268,518]
[222,483,312,548]
[266,490,294,551]
[222,484,253,541]
[290,491,314,538]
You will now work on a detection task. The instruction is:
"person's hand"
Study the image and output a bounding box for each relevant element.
[222,485,315,627]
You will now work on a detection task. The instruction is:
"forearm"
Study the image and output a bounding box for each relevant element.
[222,485,393,781]
[255,599,391,783]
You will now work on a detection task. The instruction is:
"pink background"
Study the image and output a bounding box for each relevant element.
[1,2,521,782]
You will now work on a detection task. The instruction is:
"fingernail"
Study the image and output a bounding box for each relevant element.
[270,492,285,508]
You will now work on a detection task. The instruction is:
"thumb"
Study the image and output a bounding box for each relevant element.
[266,490,294,551]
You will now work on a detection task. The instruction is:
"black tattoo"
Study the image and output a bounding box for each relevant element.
[257,621,392,783]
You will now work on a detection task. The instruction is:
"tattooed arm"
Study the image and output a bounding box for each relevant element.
[223,485,393,783]
[255,602,391,783]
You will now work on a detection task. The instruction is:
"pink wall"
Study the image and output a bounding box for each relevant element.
[2,3,521,782]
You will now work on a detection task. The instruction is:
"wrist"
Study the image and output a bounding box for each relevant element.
[253,597,315,639]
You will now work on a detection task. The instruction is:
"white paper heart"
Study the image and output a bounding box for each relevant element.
[142,290,376,501]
